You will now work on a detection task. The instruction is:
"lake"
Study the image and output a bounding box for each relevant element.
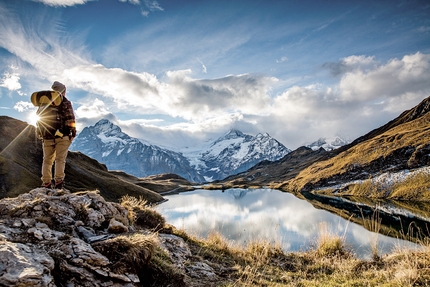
[155,188,419,258]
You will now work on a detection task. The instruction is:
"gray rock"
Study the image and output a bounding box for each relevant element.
[0,241,55,287]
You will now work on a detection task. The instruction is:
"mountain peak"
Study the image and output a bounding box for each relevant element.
[226,129,245,138]
[306,136,349,151]
[213,129,247,144]
[93,119,123,136]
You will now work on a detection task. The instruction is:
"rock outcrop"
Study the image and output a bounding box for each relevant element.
[0,188,226,286]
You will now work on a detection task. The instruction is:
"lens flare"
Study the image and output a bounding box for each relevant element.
[28,113,40,127]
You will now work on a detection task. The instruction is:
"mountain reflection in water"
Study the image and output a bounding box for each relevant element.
[155,188,419,259]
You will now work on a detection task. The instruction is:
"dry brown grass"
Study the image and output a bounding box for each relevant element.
[361,208,383,260]
[314,222,349,258]
[170,221,430,287]
[385,241,430,286]
[321,170,430,200]
[390,171,430,201]
[120,195,165,230]
[284,113,430,194]
[93,233,158,273]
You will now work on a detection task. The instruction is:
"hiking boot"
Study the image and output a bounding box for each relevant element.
[55,180,64,189]
[42,182,52,188]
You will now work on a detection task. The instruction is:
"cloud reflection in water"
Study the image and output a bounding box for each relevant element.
[155,188,418,258]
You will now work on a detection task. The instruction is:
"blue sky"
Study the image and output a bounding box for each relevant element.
[1,0,429,149]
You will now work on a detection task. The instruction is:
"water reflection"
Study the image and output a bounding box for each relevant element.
[155,188,419,258]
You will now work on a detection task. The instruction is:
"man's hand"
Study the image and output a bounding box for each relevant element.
[69,127,76,142]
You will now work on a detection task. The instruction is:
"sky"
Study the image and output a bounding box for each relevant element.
[1,0,430,150]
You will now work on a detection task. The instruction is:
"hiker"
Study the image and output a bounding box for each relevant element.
[36,81,76,189]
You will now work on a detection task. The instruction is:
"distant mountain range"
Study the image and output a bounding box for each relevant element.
[186,129,291,181]
[306,136,350,151]
[70,119,205,183]
[70,121,292,182]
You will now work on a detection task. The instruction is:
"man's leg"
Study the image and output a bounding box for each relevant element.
[54,137,71,183]
[41,139,56,184]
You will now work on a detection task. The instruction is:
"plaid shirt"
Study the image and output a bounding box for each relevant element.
[60,97,76,129]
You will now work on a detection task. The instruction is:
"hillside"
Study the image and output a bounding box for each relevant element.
[0,116,164,203]
[280,96,430,198]
[221,146,330,187]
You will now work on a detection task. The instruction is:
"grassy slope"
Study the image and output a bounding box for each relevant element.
[278,112,430,200]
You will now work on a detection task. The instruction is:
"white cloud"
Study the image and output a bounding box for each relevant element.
[63,64,275,124]
[165,70,275,121]
[339,52,430,106]
[143,0,163,11]
[75,98,110,119]
[0,69,21,91]
[198,59,208,74]
[276,56,288,63]
[0,6,88,80]
[63,64,162,112]
[31,0,91,7]
[119,0,163,16]
[256,52,430,148]
[13,101,33,112]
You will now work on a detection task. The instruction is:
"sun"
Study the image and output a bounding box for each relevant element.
[27,112,40,127]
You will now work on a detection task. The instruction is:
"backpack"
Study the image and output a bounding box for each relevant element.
[31,90,64,139]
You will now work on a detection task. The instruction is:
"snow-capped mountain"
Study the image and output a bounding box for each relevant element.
[186,129,291,181]
[70,119,205,183]
[71,120,291,183]
[306,136,350,151]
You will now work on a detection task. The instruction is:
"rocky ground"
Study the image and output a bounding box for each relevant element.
[0,188,231,287]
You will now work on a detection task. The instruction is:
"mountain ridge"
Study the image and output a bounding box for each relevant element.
[71,121,291,182]
[71,120,205,183]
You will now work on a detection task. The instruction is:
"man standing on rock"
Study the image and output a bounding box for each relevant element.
[37,81,76,189]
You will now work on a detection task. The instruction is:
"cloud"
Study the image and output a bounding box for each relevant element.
[198,59,207,74]
[322,55,376,77]
[142,0,163,11]
[13,101,33,112]
[32,0,164,12]
[276,56,288,63]
[339,52,430,105]
[258,52,430,148]
[58,52,430,149]
[165,71,275,121]
[0,5,88,79]
[118,0,163,16]
[31,0,91,7]
[75,98,110,119]
[63,64,162,113]
[0,68,21,91]
[64,64,275,123]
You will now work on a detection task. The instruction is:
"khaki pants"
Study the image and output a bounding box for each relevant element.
[41,137,71,183]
